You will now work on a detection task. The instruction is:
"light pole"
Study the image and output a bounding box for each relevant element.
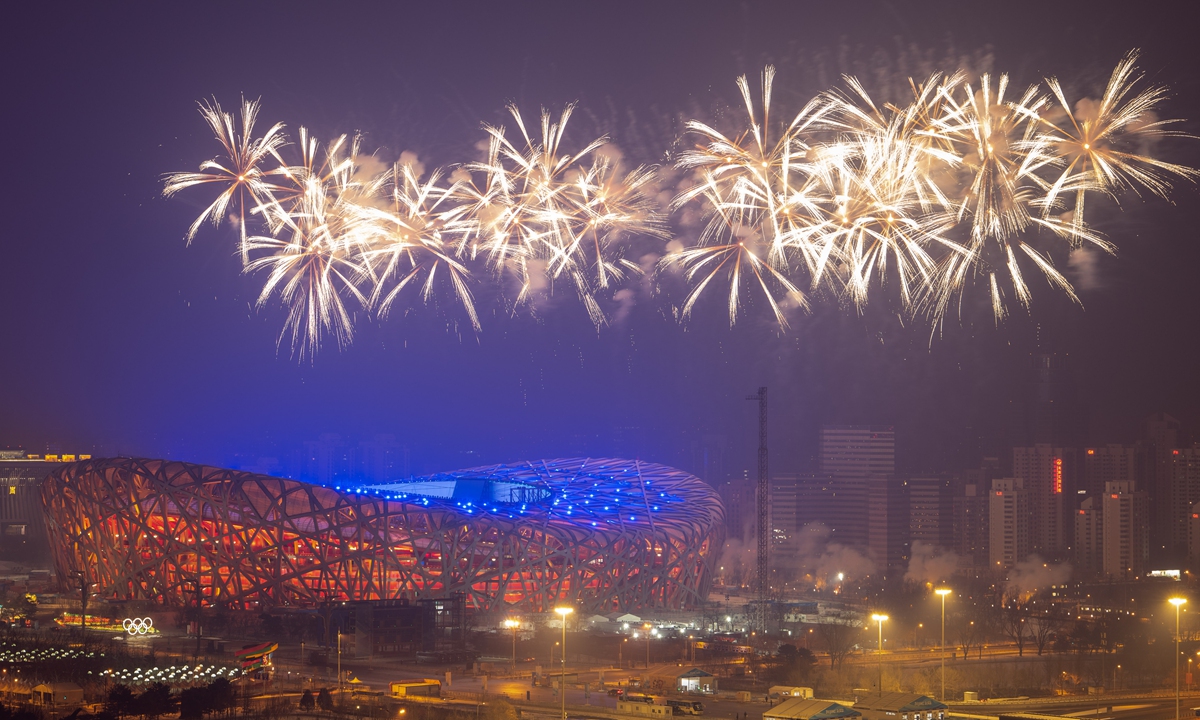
[643,624,652,668]
[871,614,888,695]
[1171,597,1187,720]
[935,588,951,702]
[69,570,91,631]
[555,607,574,720]
[504,619,519,671]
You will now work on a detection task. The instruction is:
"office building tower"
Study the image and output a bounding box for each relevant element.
[909,476,955,550]
[819,426,895,477]
[1013,444,1075,558]
[1074,496,1103,577]
[989,477,1032,570]
[1102,480,1149,579]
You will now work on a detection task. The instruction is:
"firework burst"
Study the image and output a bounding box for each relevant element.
[163,50,1195,352]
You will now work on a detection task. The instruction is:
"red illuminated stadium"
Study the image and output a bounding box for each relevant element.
[41,457,724,613]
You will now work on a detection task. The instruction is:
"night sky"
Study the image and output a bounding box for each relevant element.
[3,1,1198,479]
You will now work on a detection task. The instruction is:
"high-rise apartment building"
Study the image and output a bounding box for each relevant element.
[1144,412,1181,560]
[716,471,752,544]
[770,473,867,549]
[1189,502,1200,572]
[909,476,955,550]
[990,477,1032,570]
[1169,446,1200,557]
[868,475,910,577]
[819,426,895,477]
[1082,444,1137,498]
[1074,496,1103,577]
[1013,445,1074,558]
[953,459,999,573]
[1102,480,1148,580]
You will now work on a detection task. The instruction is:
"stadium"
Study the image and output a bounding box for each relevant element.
[40,457,724,614]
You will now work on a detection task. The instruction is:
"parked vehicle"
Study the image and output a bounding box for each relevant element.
[666,700,704,715]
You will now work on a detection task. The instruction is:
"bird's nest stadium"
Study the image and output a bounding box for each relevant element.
[41,457,725,613]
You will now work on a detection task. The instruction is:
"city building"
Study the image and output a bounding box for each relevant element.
[1169,446,1200,558]
[1074,496,1102,577]
[909,476,955,550]
[989,477,1031,570]
[1189,502,1200,572]
[953,459,999,573]
[819,426,895,477]
[1,450,91,565]
[1081,444,1137,498]
[1144,412,1181,560]
[867,476,910,577]
[41,457,725,613]
[1012,445,1074,558]
[1101,480,1148,580]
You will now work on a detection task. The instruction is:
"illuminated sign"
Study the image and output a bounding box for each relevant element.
[1149,569,1182,579]
[1053,458,1063,494]
[122,617,155,635]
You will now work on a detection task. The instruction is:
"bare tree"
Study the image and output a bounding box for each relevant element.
[815,619,859,670]
[1001,605,1029,656]
[1030,609,1062,656]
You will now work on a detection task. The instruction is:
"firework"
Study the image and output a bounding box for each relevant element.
[668,67,826,326]
[461,104,668,326]
[162,98,287,250]
[163,50,1195,351]
[358,162,481,331]
[666,53,1194,325]
[243,131,372,358]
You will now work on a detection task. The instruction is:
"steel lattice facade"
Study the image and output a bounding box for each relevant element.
[41,457,724,613]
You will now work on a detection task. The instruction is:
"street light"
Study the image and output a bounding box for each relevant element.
[555,607,573,720]
[504,619,519,671]
[935,588,952,702]
[1170,597,1187,720]
[871,614,888,696]
[643,623,652,668]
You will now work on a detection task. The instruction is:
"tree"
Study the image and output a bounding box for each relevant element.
[106,685,135,719]
[178,687,210,720]
[958,618,984,659]
[207,678,236,716]
[134,683,175,720]
[1030,609,1062,656]
[1001,605,1029,657]
[767,644,815,684]
[316,689,334,713]
[815,620,858,670]
[299,690,315,712]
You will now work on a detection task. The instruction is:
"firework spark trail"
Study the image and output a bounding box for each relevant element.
[667,54,1194,325]
[460,104,668,326]
[164,51,1195,353]
[162,98,287,252]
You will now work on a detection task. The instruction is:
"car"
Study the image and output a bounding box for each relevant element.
[607,689,625,697]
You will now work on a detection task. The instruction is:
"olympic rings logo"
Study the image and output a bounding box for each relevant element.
[122,617,154,635]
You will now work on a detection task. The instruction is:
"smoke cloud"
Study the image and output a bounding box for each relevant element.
[904,541,960,584]
[1005,555,1072,600]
